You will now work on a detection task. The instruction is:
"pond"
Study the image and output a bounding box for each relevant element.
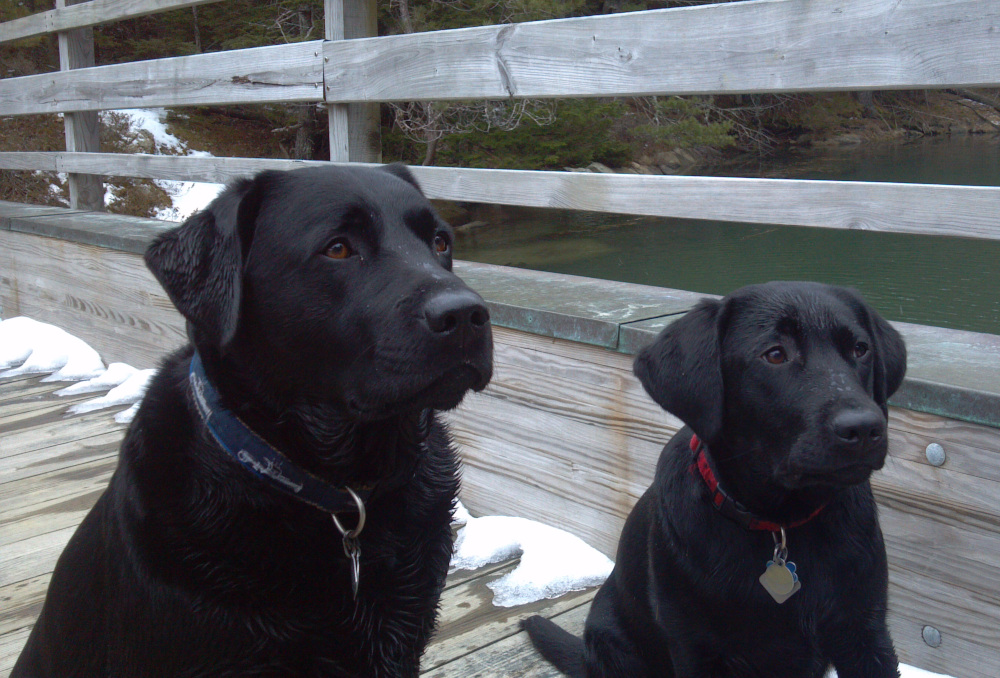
[453,136,1000,335]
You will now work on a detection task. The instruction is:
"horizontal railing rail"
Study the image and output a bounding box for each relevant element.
[322,0,1000,102]
[1,151,999,240]
[1,0,998,234]
[0,0,223,45]
[3,0,999,114]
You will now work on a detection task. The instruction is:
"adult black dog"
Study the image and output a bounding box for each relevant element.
[13,165,493,678]
[524,281,905,678]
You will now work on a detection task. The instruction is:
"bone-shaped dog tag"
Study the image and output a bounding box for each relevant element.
[759,560,801,604]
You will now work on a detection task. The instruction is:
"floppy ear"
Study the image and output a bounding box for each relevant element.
[633,298,726,443]
[381,163,423,193]
[832,288,907,414]
[864,305,907,413]
[144,175,265,347]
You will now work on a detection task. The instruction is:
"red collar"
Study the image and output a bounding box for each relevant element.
[690,435,826,532]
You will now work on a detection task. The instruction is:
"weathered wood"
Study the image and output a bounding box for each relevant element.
[1,410,127,459]
[0,526,77,588]
[0,41,324,115]
[3,153,999,241]
[325,0,381,163]
[422,602,590,677]
[0,391,96,422]
[0,468,113,550]
[888,563,1000,678]
[324,0,1000,103]
[0,431,121,487]
[426,561,595,671]
[0,627,31,676]
[0,230,186,368]
[57,0,105,211]
[0,575,49,638]
[0,0,223,44]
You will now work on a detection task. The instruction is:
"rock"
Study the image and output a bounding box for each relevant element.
[586,162,615,174]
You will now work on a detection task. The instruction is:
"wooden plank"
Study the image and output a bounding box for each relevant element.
[325,0,381,163]
[0,0,223,44]
[888,564,1000,678]
[0,230,186,368]
[0,390,99,421]
[57,0,105,211]
[889,406,1000,483]
[0,626,31,677]
[0,526,76,588]
[0,429,119,484]
[0,379,66,404]
[877,502,1000,605]
[325,0,1000,103]
[0,41,324,115]
[0,410,126,459]
[422,601,589,677]
[0,454,117,542]
[0,574,49,638]
[427,561,596,672]
[2,154,998,241]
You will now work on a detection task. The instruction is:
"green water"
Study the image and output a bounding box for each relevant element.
[453,137,1000,335]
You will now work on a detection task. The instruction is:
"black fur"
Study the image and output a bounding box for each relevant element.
[525,281,906,678]
[13,165,493,678]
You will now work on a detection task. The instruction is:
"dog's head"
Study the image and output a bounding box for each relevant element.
[145,165,493,420]
[635,281,906,489]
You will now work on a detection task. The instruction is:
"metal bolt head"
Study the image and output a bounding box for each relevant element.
[925,443,946,467]
[922,625,942,648]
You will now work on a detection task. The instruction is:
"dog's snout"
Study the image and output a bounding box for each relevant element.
[831,408,885,449]
[423,289,490,335]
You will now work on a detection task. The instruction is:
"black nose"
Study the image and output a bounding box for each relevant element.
[423,289,490,335]
[831,409,885,449]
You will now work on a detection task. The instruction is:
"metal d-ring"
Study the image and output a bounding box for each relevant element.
[772,526,788,563]
[331,487,366,539]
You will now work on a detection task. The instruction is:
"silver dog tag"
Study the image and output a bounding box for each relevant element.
[760,559,800,604]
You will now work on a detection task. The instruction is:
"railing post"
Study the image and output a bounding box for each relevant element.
[56,0,104,210]
[325,0,381,163]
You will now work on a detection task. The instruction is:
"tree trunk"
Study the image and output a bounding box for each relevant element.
[192,6,202,53]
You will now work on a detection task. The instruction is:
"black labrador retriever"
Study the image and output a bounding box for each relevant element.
[13,164,493,678]
[524,281,906,678]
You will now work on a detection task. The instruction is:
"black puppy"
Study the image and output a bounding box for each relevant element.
[13,165,493,677]
[524,281,905,677]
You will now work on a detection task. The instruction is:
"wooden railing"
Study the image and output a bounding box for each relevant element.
[1,0,999,241]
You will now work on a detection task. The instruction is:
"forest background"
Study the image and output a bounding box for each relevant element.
[2,0,998,217]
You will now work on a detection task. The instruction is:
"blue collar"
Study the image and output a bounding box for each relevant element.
[188,352,369,516]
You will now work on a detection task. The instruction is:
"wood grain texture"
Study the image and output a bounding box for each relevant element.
[324,0,1000,103]
[421,602,590,677]
[3,153,998,240]
[0,230,186,368]
[0,41,324,115]
[426,563,595,672]
[57,0,105,211]
[1,0,222,44]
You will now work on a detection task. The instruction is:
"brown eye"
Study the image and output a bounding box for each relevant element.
[854,342,870,358]
[762,347,788,365]
[433,234,450,254]
[325,239,353,260]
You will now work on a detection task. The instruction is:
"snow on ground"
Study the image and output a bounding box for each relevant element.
[450,501,614,608]
[0,316,150,419]
[101,108,226,222]
[0,317,104,381]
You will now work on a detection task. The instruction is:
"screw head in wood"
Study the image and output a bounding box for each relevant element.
[922,625,942,648]
[925,443,946,467]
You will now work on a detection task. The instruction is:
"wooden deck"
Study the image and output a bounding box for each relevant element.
[0,373,592,677]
